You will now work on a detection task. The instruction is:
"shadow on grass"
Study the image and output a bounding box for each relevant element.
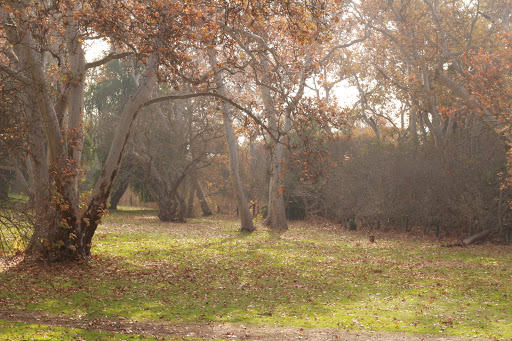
[107,208,159,216]
[1,211,512,339]
[2,237,369,325]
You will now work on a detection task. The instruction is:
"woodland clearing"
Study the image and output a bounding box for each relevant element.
[1,209,511,340]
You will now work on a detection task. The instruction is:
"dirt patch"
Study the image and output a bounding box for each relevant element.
[0,310,491,341]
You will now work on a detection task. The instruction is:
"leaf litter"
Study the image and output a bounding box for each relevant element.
[1,211,511,340]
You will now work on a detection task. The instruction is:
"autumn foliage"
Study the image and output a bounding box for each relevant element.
[1,0,512,262]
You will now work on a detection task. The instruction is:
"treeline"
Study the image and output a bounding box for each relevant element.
[283,127,510,239]
[1,0,512,261]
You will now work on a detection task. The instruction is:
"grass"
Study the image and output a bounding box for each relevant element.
[0,196,32,254]
[1,209,512,340]
[6,194,30,203]
[0,321,167,340]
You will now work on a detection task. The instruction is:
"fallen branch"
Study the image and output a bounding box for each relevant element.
[461,228,495,246]
[442,228,496,247]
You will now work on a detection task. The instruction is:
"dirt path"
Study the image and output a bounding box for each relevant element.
[0,310,492,341]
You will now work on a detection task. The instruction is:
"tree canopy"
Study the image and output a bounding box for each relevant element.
[1,0,512,261]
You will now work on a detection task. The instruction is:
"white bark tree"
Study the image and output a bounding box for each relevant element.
[209,50,255,232]
[0,1,159,260]
[0,0,222,261]
[218,22,315,230]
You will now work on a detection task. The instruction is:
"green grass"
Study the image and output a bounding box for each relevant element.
[1,209,512,340]
[7,194,30,203]
[0,321,204,340]
[110,205,159,214]
[0,321,149,340]
[0,197,32,253]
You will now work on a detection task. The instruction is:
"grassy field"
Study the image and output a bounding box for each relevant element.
[1,208,512,340]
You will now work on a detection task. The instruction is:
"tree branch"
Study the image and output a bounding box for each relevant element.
[423,0,480,60]
[0,61,30,84]
[85,52,135,70]
[434,70,510,138]
[219,21,280,64]
[144,92,278,142]
[321,25,369,64]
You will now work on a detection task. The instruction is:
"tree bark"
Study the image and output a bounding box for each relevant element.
[65,7,86,182]
[157,192,186,223]
[195,179,213,216]
[0,169,9,201]
[108,178,130,210]
[24,98,55,257]
[176,192,187,222]
[186,178,196,218]
[259,58,288,231]
[462,228,494,246]
[2,9,68,259]
[158,194,176,222]
[265,141,288,230]
[209,51,255,232]
[409,107,418,146]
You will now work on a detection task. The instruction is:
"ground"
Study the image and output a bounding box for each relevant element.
[1,211,511,340]
[0,310,491,340]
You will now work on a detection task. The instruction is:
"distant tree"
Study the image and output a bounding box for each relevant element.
[133,92,223,222]
[209,49,255,231]
[84,58,137,204]
[217,0,355,230]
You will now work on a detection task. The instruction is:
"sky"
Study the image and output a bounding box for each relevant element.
[84,39,359,110]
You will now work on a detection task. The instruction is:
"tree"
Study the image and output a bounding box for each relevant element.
[132,91,223,222]
[304,0,512,240]
[84,57,138,208]
[0,77,27,200]
[216,1,348,230]
[209,49,256,232]
[0,0,214,261]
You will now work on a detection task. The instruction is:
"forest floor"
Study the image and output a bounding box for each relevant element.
[0,309,491,340]
[1,209,511,340]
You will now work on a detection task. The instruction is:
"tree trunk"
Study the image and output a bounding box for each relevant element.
[11,13,85,260]
[209,51,255,232]
[24,100,57,259]
[259,58,288,231]
[195,179,213,216]
[462,228,494,246]
[108,178,130,210]
[157,193,186,223]
[158,195,176,222]
[9,26,69,259]
[418,111,429,144]
[65,9,86,190]
[409,107,418,146]
[186,178,196,218]
[264,141,288,230]
[176,192,187,223]
[0,169,10,201]
[0,184,8,202]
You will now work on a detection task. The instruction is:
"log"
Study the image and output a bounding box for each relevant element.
[461,228,494,246]
[442,228,495,247]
